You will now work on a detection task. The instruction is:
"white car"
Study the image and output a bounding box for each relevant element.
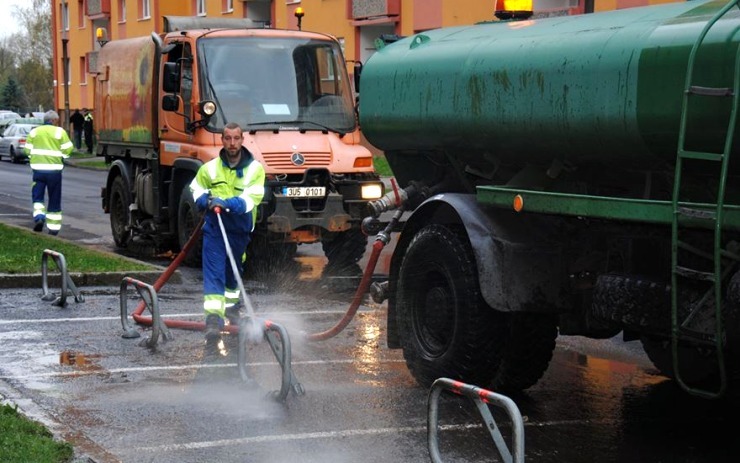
[0,111,21,121]
[0,123,39,163]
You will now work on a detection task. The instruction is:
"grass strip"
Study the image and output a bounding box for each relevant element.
[0,223,155,274]
[0,403,74,463]
[373,154,393,177]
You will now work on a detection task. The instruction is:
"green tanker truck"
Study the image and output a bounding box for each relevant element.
[360,0,740,399]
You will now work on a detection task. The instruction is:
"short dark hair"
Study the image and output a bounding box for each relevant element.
[223,122,242,134]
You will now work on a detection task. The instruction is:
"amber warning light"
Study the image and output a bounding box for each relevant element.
[513,194,524,212]
[495,0,533,20]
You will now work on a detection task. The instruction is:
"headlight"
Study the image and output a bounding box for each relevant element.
[200,101,217,116]
[361,183,383,200]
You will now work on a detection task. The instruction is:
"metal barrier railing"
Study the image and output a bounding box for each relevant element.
[237,317,306,402]
[119,276,172,348]
[40,249,84,307]
[428,378,525,463]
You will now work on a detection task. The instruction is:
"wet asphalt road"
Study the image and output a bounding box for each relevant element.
[1,162,739,462]
[2,274,738,463]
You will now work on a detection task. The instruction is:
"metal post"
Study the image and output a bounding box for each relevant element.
[119,276,172,348]
[40,249,84,307]
[61,35,70,130]
[428,378,525,463]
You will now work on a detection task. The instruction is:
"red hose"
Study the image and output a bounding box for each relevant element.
[306,239,385,341]
[131,213,387,340]
[131,215,232,332]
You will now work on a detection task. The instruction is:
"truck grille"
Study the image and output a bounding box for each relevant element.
[261,152,331,170]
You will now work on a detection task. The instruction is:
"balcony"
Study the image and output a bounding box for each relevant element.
[86,0,111,19]
[351,0,400,21]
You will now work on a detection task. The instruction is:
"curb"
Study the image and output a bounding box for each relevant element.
[0,222,181,289]
[0,270,180,289]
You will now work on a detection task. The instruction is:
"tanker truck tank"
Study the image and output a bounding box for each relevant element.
[359,0,740,192]
[359,0,740,400]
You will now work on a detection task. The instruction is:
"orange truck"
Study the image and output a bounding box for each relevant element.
[95,16,384,271]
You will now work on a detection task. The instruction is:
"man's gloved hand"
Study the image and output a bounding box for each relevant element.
[208,197,228,212]
[195,193,210,211]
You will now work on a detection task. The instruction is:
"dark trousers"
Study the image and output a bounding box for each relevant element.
[73,129,82,150]
[202,226,251,314]
[32,170,62,217]
[84,129,93,153]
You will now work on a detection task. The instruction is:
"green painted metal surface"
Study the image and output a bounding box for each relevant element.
[476,185,740,231]
[360,0,740,169]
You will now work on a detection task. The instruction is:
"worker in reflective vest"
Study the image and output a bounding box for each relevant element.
[190,122,266,341]
[24,110,74,235]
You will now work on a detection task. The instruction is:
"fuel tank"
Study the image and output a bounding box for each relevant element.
[359,0,740,170]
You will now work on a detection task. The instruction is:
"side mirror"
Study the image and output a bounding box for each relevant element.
[162,94,180,112]
[162,62,181,93]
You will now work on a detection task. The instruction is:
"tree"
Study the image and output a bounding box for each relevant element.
[17,59,53,112]
[1,77,25,112]
[0,0,52,113]
[9,0,52,64]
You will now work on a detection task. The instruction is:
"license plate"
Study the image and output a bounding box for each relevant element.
[283,186,326,197]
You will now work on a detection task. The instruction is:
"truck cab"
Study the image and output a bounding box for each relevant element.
[97,17,383,272]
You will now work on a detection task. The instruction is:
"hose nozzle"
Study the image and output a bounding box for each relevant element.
[367,181,422,217]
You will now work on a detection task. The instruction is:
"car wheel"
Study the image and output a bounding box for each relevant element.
[9,146,17,164]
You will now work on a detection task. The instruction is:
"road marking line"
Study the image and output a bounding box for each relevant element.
[0,309,377,325]
[126,423,482,452]
[0,358,406,380]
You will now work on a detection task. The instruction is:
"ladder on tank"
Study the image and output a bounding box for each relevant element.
[672,0,740,399]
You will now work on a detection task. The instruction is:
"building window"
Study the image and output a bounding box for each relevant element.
[78,0,84,28]
[61,2,70,31]
[79,56,87,84]
[141,0,150,19]
[197,0,206,16]
[118,0,126,22]
[224,0,233,13]
[64,56,70,85]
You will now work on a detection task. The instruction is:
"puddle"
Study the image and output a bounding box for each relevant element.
[59,351,104,372]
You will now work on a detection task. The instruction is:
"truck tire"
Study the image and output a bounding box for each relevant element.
[593,274,672,332]
[109,175,132,248]
[396,224,557,392]
[177,183,203,267]
[322,229,367,276]
[640,335,720,384]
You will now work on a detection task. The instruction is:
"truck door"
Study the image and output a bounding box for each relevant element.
[161,42,194,140]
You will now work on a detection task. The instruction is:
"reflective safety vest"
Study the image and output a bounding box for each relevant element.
[190,152,265,232]
[25,125,73,171]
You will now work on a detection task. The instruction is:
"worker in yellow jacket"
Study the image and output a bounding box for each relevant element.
[190,122,265,340]
[24,111,74,235]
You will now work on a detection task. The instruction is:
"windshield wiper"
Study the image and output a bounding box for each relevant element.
[247,119,347,135]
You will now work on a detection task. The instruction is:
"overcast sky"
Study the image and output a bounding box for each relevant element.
[0,0,24,39]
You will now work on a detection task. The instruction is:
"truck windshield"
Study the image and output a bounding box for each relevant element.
[198,36,356,134]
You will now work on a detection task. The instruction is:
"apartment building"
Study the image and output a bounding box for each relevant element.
[51,0,677,121]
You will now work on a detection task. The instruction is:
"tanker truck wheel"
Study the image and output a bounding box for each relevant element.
[396,224,557,393]
[640,335,722,385]
[109,175,132,248]
[177,183,203,267]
